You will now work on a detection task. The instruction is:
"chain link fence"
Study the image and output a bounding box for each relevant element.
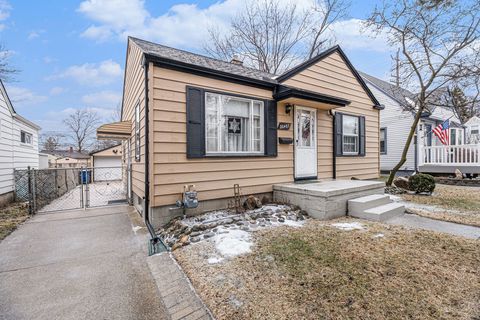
[14,166,128,214]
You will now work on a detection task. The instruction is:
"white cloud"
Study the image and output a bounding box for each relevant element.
[330,19,392,52]
[49,59,122,86]
[49,86,64,95]
[6,85,48,107]
[58,106,116,120]
[82,90,121,108]
[0,0,10,30]
[28,29,45,40]
[78,0,390,54]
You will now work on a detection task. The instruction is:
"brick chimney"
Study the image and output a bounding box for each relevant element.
[230,54,243,66]
[69,146,73,153]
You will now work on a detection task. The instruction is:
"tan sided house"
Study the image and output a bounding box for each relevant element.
[97,37,384,231]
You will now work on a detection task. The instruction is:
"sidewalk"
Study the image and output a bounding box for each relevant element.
[0,205,167,320]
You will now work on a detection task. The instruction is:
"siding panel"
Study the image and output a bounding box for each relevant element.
[283,51,380,179]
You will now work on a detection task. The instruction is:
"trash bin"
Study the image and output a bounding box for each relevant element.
[80,169,91,184]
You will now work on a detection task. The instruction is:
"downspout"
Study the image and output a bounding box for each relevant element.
[143,57,166,254]
[329,110,336,179]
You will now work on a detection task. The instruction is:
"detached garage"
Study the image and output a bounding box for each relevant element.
[90,145,123,181]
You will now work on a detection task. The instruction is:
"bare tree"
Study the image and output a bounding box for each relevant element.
[308,0,350,58]
[109,102,122,123]
[365,0,480,186]
[40,133,64,152]
[63,109,101,153]
[204,0,348,74]
[0,44,18,82]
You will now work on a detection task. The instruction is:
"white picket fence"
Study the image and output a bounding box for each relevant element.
[420,144,480,166]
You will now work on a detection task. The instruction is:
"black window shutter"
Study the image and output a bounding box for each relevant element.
[186,87,205,158]
[265,100,277,156]
[359,116,366,156]
[334,113,343,156]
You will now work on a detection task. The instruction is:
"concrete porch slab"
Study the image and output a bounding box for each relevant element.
[273,180,385,220]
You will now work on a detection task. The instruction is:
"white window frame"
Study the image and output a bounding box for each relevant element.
[134,101,141,161]
[449,127,464,146]
[380,128,387,154]
[342,115,359,155]
[205,92,264,155]
[20,130,33,145]
[471,125,479,135]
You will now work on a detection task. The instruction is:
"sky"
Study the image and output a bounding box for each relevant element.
[0,0,396,136]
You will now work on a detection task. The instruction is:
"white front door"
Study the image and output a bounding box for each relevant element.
[294,106,317,179]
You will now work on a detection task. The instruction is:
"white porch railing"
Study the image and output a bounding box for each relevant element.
[420,144,480,166]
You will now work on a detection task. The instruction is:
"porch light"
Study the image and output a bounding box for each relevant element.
[285,104,293,114]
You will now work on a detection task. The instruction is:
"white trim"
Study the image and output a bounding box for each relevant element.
[204,92,264,155]
[294,106,317,179]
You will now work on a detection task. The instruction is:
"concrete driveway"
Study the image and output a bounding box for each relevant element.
[0,205,167,320]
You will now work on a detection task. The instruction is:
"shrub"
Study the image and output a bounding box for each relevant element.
[409,173,436,194]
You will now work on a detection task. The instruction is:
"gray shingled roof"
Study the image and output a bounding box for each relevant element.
[41,150,91,159]
[359,71,415,105]
[130,37,277,84]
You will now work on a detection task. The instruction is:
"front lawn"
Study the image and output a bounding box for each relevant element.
[399,184,480,227]
[175,218,480,320]
[0,202,29,241]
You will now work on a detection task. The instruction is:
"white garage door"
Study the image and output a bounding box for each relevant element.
[93,156,122,181]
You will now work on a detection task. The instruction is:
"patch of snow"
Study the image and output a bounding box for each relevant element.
[132,226,143,234]
[331,222,365,231]
[260,204,290,212]
[207,256,224,264]
[282,219,305,228]
[373,233,385,238]
[214,229,252,258]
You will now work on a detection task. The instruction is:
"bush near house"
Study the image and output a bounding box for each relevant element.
[409,173,436,194]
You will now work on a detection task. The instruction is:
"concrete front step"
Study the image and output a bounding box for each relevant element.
[348,194,391,216]
[351,202,405,222]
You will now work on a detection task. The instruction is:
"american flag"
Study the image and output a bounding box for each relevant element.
[432,119,450,145]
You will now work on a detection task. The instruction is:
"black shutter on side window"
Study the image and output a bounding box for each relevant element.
[265,100,277,156]
[186,87,205,158]
[359,116,366,156]
[334,113,343,156]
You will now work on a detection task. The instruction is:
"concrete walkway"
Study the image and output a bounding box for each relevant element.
[0,205,168,320]
[387,214,480,239]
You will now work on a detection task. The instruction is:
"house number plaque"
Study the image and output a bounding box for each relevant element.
[277,122,291,130]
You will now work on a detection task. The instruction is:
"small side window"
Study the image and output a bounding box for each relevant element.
[134,101,141,161]
[21,131,33,145]
[380,128,387,154]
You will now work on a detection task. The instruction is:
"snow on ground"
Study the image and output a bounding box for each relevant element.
[331,222,365,231]
[132,226,142,234]
[214,228,253,258]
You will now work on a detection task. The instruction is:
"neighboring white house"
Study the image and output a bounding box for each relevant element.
[465,115,480,144]
[0,80,41,205]
[360,72,472,175]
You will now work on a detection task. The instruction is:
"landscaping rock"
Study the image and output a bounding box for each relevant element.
[455,168,463,179]
[203,232,215,239]
[393,176,410,190]
[244,195,262,210]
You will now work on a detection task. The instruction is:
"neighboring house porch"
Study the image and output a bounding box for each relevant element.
[419,144,480,175]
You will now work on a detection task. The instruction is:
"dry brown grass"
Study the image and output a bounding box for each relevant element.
[401,184,480,227]
[0,202,29,241]
[175,219,480,320]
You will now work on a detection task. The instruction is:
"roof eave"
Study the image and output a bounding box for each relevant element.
[144,53,277,90]
[273,85,350,107]
[277,46,381,109]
